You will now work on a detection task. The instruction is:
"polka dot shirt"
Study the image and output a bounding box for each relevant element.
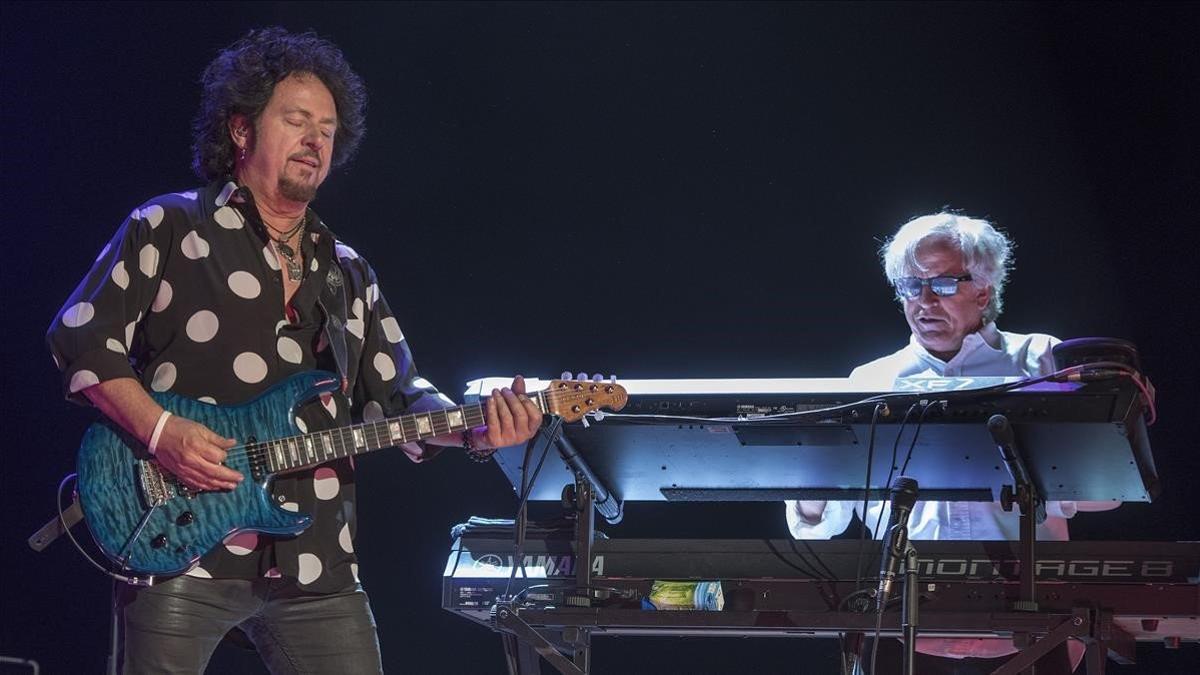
[48,180,449,591]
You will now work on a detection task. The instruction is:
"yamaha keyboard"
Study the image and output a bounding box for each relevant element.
[443,536,1200,645]
[463,375,1157,506]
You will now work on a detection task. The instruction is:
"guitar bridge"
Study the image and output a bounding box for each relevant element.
[138,460,172,507]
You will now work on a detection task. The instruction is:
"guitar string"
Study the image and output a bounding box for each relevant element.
[215,387,591,468]
[179,387,610,472]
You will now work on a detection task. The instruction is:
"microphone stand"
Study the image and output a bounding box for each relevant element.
[901,543,919,675]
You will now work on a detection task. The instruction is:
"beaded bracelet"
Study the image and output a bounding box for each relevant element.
[462,429,493,463]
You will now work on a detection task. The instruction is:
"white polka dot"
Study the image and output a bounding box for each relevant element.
[61,302,95,328]
[274,319,289,334]
[365,284,379,310]
[68,370,100,393]
[413,377,434,390]
[214,205,243,230]
[51,352,61,369]
[174,190,198,200]
[438,392,455,405]
[151,280,173,312]
[233,352,268,383]
[223,531,258,555]
[351,563,360,582]
[95,242,111,262]
[138,244,159,277]
[129,207,141,221]
[264,567,282,578]
[338,523,354,553]
[281,501,300,512]
[313,467,340,500]
[346,318,364,340]
[277,336,303,363]
[373,353,396,380]
[295,417,308,433]
[186,310,219,342]
[125,322,137,349]
[362,401,384,422]
[186,566,212,579]
[351,298,364,318]
[227,271,261,299]
[335,243,359,260]
[297,553,323,585]
[263,245,281,271]
[198,396,217,404]
[380,317,404,343]
[150,362,177,392]
[310,257,319,272]
[181,231,210,259]
[142,204,165,229]
[111,260,129,289]
[106,338,126,354]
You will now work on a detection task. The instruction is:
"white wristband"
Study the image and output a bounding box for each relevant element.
[148,410,172,456]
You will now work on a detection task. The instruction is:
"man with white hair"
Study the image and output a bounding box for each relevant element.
[786,212,1116,673]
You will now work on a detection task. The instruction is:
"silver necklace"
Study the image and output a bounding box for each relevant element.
[269,215,306,282]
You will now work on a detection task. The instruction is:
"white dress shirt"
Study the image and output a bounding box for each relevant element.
[785,323,1082,660]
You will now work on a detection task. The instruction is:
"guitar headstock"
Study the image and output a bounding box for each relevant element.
[542,377,628,422]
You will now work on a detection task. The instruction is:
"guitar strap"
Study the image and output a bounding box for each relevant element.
[317,258,352,396]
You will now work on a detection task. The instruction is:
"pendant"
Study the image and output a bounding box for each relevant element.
[276,242,303,281]
[285,259,303,282]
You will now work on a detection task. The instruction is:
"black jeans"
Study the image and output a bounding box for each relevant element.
[115,575,383,674]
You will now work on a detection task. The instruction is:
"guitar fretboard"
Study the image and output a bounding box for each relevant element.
[256,391,548,474]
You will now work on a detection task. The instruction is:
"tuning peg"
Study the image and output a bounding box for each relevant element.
[561,371,572,380]
[609,374,617,383]
[592,374,603,383]
[576,372,589,381]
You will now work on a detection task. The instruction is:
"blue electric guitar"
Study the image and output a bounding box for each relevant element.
[75,370,627,577]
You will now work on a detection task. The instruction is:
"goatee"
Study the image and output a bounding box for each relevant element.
[278,175,317,203]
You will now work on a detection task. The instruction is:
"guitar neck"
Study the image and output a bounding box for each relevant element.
[260,390,550,474]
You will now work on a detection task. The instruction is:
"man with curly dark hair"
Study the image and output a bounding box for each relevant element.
[47,27,542,673]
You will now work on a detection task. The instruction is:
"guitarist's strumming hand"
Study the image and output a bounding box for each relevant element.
[82,377,244,492]
[153,415,243,492]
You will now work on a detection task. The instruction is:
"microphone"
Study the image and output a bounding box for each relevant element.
[876,476,919,612]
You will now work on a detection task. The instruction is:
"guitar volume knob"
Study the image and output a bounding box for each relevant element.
[177,511,195,526]
[151,534,168,549]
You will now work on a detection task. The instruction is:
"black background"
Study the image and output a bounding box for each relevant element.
[2,2,1198,673]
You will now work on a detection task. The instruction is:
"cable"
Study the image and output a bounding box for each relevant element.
[899,401,940,476]
[503,417,563,600]
[868,605,885,675]
[869,403,921,542]
[55,473,154,587]
[852,404,885,596]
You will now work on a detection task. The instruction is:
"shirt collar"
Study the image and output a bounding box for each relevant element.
[214,180,239,207]
[213,178,337,245]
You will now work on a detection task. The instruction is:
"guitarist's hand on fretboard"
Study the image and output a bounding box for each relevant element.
[154,415,243,491]
[424,375,543,458]
[476,375,545,452]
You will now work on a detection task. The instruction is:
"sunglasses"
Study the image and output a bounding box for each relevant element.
[894,273,973,299]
